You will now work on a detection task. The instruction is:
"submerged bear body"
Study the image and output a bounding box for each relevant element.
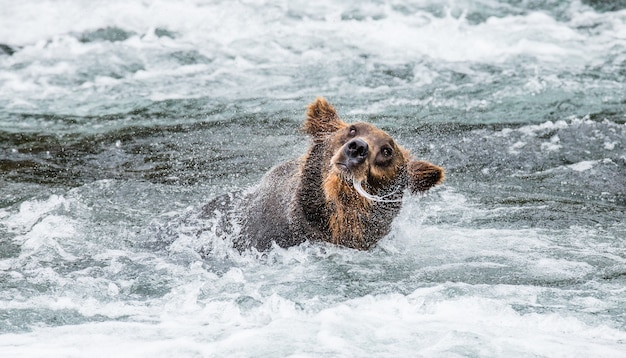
[203,98,444,252]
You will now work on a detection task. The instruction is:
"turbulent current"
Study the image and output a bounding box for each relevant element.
[1,1,625,357]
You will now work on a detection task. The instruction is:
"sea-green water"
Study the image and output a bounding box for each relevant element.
[1,1,625,356]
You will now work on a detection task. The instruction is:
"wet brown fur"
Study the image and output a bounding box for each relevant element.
[303,98,346,142]
[304,98,443,247]
[209,97,445,251]
[408,160,445,192]
[323,172,372,248]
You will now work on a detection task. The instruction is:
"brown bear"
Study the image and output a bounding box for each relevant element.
[203,97,444,252]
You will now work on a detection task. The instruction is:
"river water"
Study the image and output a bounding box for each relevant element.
[1,1,625,357]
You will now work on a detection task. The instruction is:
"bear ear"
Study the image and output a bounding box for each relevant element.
[407,160,445,193]
[303,97,347,141]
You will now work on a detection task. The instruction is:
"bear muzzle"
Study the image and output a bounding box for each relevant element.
[343,138,368,168]
[331,138,371,183]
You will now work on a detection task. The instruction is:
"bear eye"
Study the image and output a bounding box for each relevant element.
[381,147,393,157]
[348,126,357,137]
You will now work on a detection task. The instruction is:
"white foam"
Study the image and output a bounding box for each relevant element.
[1,284,625,357]
[508,140,526,155]
[531,258,594,280]
[568,160,596,172]
[1,186,624,356]
[4,195,73,234]
[540,134,562,152]
[17,215,78,261]
[1,0,624,110]
[517,120,570,137]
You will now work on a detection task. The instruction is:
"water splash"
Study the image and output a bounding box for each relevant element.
[352,178,403,203]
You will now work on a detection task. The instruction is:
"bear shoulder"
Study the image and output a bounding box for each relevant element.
[236,158,305,251]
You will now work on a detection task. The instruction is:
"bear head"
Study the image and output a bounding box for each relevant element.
[304,97,444,198]
[300,97,444,248]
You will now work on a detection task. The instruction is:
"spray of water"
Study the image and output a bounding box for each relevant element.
[352,179,403,203]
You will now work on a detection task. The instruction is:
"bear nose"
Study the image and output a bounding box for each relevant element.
[344,138,368,165]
